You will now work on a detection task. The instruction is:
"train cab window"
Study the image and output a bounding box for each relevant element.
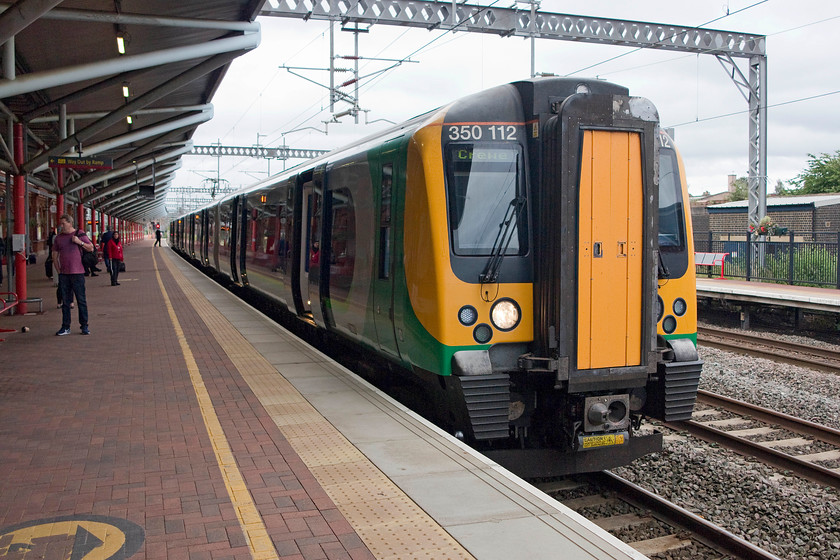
[445,144,526,256]
[658,149,686,251]
[658,146,689,278]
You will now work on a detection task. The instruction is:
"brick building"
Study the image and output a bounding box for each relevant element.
[701,193,840,242]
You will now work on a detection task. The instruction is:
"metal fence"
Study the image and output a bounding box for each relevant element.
[695,232,840,288]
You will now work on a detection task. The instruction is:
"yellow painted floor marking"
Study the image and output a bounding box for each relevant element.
[158,250,474,560]
[151,251,279,560]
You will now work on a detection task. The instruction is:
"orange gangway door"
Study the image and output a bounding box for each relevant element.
[577,130,644,370]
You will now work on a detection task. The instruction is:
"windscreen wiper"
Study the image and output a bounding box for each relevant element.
[479,195,526,284]
[658,250,671,279]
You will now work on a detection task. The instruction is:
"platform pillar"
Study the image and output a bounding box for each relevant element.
[12,123,26,314]
[76,203,84,235]
[740,306,750,330]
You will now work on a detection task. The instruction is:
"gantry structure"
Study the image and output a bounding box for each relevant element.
[262,0,769,227]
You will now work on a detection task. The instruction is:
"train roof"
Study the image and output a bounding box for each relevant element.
[180,76,631,216]
[708,193,840,212]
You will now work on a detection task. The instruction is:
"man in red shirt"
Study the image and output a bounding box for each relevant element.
[52,214,95,335]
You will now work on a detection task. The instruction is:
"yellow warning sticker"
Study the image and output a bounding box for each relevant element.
[582,433,626,449]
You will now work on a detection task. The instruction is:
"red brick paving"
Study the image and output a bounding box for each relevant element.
[0,239,374,560]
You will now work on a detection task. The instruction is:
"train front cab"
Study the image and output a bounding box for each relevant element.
[403,79,702,475]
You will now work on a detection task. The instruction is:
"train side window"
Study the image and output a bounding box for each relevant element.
[329,187,356,301]
[379,164,392,279]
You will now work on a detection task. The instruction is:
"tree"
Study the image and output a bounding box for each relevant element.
[789,150,840,194]
[728,176,748,201]
[774,179,790,195]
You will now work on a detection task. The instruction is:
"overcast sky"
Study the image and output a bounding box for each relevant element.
[169,0,840,210]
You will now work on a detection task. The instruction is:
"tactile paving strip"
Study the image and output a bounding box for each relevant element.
[164,251,474,559]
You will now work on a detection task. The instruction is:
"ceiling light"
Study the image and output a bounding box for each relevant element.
[122,84,130,98]
[116,33,126,55]
[126,115,133,124]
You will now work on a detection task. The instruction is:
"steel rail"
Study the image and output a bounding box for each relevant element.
[698,326,840,361]
[664,419,840,490]
[594,471,782,560]
[697,326,840,374]
[697,390,840,447]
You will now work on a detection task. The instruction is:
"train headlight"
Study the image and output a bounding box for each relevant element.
[458,305,478,326]
[662,315,677,334]
[673,297,687,317]
[490,299,520,331]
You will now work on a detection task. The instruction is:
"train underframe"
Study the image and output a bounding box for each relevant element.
[441,341,701,477]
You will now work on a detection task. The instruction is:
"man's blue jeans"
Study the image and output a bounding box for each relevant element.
[59,273,88,329]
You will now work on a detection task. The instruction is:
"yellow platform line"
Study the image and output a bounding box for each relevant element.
[158,250,474,560]
[152,251,279,560]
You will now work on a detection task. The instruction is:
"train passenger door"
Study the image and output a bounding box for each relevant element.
[188,212,196,258]
[373,148,401,358]
[577,130,643,369]
[298,173,324,320]
[210,205,220,270]
[535,93,657,387]
[229,196,241,284]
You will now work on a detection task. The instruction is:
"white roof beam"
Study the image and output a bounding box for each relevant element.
[23,51,230,172]
[30,105,213,124]
[85,161,180,204]
[0,0,63,46]
[0,28,259,100]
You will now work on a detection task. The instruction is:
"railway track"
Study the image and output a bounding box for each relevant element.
[665,390,840,490]
[535,472,781,559]
[697,326,840,374]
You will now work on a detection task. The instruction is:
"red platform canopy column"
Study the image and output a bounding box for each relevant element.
[13,123,27,314]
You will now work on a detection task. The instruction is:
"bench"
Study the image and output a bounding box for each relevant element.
[695,252,729,279]
[1,292,19,341]
[1,291,19,316]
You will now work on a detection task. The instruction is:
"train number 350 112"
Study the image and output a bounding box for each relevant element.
[447,124,518,141]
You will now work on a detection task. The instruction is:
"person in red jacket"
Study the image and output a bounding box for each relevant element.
[106,231,124,286]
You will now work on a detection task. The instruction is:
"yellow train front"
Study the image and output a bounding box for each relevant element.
[401,78,703,476]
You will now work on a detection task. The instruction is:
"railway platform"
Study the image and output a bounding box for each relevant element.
[0,239,647,560]
[697,277,840,328]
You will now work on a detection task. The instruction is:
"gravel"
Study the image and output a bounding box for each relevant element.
[611,323,840,560]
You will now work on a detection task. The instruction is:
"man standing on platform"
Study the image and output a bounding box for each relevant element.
[154,227,162,247]
[99,226,114,274]
[52,214,94,336]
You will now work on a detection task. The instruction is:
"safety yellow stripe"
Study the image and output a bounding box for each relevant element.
[152,251,279,560]
[157,249,474,559]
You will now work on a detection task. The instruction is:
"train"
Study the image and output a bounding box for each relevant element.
[171,77,702,477]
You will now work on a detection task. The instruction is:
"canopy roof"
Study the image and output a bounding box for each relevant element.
[0,0,263,222]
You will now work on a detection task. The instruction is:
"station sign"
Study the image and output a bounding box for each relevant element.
[48,156,113,170]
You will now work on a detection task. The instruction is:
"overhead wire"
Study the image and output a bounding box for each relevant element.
[209,25,339,180]
[261,0,502,146]
[669,89,840,128]
[564,0,770,77]
[567,7,840,130]
[192,2,840,189]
